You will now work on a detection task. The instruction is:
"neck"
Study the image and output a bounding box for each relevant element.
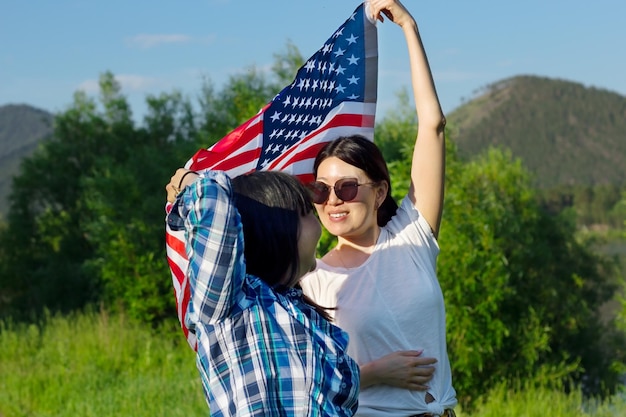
[337,226,380,252]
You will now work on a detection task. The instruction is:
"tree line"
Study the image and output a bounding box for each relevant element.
[0,47,624,409]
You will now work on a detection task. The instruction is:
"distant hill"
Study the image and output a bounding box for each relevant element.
[446,75,626,189]
[0,104,54,217]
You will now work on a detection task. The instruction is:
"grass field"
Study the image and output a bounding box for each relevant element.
[1,309,624,416]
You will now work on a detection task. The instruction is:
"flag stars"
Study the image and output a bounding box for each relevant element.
[305,60,316,72]
[333,28,344,38]
[322,43,333,54]
[270,111,282,122]
[347,75,359,85]
[335,65,346,75]
[282,96,291,106]
[334,47,346,58]
[335,84,346,94]
[346,34,358,44]
[347,55,360,65]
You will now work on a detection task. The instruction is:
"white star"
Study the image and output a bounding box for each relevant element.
[334,47,346,58]
[348,94,359,100]
[347,75,359,85]
[270,111,282,122]
[305,60,316,72]
[347,54,360,65]
[335,65,346,75]
[346,34,358,44]
[335,84,346,94]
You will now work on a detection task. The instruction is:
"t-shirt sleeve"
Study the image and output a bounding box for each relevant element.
[386,196,440,266]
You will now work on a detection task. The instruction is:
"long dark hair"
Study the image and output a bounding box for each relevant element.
[231,171,331,320]
[314,135,398,226]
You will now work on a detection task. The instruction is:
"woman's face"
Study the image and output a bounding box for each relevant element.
[314,156,384,240]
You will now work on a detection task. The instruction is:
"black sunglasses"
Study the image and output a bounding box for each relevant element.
[306,178,377,204]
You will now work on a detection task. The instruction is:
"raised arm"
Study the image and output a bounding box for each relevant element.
[370,0,446,237]
[167,169,245,325]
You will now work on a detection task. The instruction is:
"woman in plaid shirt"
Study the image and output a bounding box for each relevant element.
[166,169,360,416]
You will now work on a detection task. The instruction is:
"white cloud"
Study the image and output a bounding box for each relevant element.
[126,34,192,49]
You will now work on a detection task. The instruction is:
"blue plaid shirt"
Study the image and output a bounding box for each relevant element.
[167,170,359,417]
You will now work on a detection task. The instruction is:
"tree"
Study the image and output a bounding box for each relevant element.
[0,44,306,322]
[438,147,625,405]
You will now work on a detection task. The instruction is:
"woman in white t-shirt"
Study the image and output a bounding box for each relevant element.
[300,1,457,416]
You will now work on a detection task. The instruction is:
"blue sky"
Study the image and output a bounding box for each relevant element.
[1,0,625,123]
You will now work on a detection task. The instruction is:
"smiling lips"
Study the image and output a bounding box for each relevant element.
[328,212,348,220]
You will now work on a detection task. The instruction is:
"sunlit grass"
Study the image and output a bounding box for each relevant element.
[0,308,206,417]
[462,381,626,417]
[1,308,624,417]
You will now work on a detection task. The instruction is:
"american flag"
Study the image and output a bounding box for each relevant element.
[166,2,378,350]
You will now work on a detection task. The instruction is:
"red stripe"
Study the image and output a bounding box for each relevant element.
[209,148,262,172]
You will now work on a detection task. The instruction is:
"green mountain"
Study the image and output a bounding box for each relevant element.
[0,104,54,217]
[446,75,626,189]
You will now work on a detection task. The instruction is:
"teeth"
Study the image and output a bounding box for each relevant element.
[330,213,347,219]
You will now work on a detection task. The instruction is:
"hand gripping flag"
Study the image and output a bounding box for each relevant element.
[166,2,378,350]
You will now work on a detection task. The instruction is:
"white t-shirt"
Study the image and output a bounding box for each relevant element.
[300,197,457,417]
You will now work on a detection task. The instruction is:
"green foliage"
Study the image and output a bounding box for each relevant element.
[0,308,206,416]
[438,147,625,406]
[0,72,200,323]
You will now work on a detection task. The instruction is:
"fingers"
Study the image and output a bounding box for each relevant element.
[166,183,180,203]
[368,0,412,27]
[165,168,189,203]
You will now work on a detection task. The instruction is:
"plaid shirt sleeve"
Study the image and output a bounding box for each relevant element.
[169,170,244,325]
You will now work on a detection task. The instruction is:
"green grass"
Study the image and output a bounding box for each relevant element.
[457,381,626,417]
[0,308,207,417]
[1,309,624,417]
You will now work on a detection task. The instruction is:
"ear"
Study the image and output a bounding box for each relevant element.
[376,181,389,207]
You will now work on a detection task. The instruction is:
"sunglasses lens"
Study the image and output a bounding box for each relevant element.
[306,182,330,204]
[335,179,359,201]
